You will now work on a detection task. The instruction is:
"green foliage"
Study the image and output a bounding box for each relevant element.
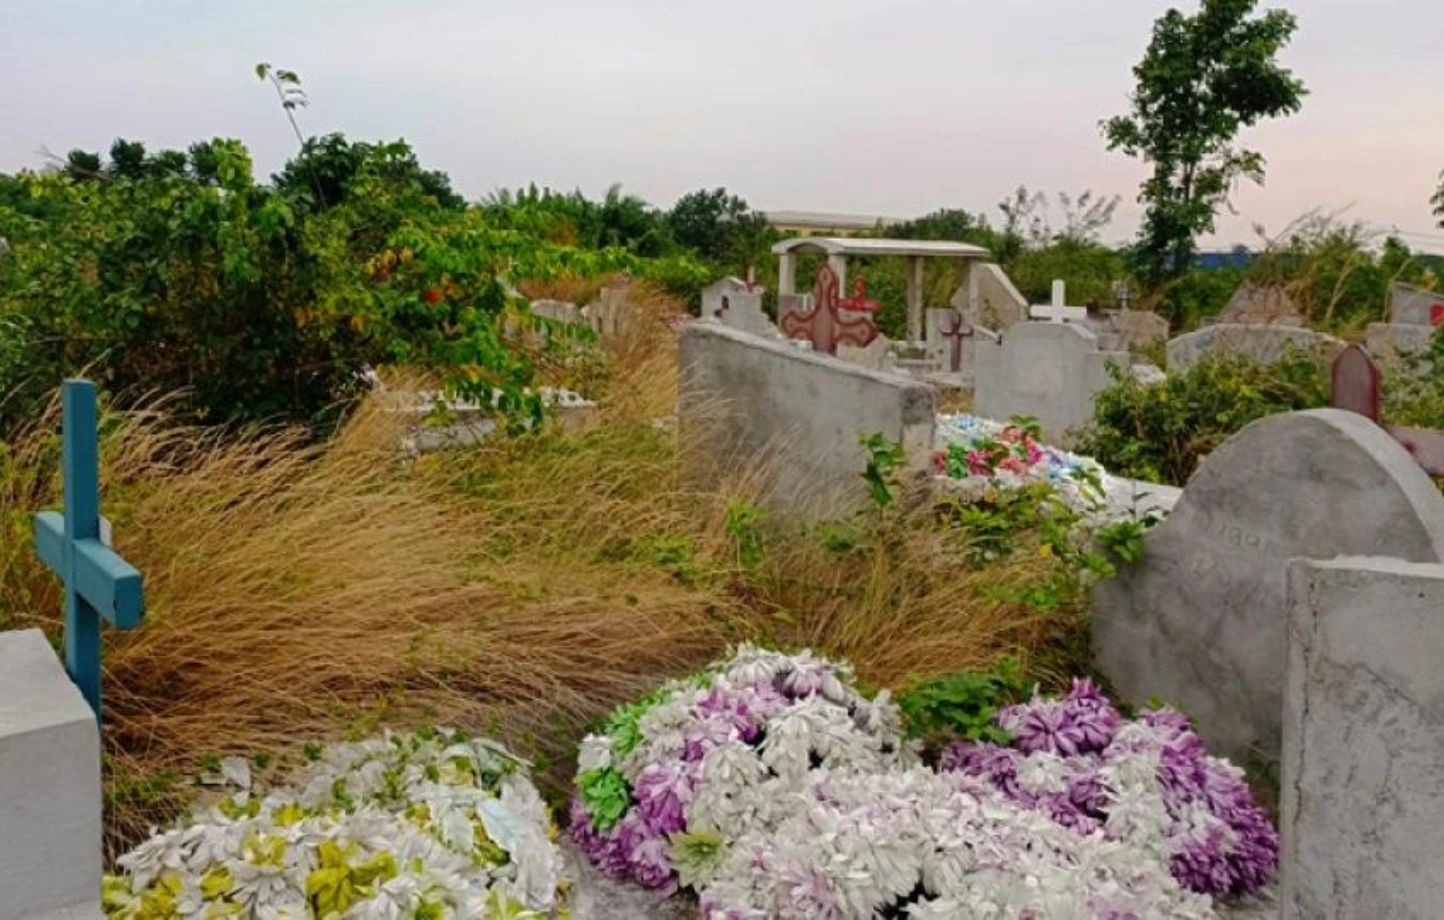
[1095,517,1154,564]
[724,500,768,573]
[0,136,705,435]
[860,433,907,509]
[1104,0,1306,285]
[1077,351,1331,485]
[665,187,774,270]
[896,659,1029,747]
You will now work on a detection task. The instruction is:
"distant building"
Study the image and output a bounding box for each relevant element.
[762,210,904,237]
[1195,248,1256,270]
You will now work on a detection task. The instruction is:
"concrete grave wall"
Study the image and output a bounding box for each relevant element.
[1282,557,1444,919]
[1364,321,1435,361]
[973,322,1128,442]
[678,323,935,517]
[0,629,101,920]
[1092,409,1444,763]
[701,278,775,338]
[529,299,584,327]
[1166,323,1344,374]
[1389,281,1444,326]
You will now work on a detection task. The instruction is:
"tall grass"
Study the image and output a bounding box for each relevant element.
[0,281,1075,857]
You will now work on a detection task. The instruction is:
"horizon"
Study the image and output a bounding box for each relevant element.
[4,0,1443,254]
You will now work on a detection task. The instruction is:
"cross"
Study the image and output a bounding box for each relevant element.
[936,308,974,372]
[779,265,878,355]
[33,380,145,721]
[1029,279,1088,323]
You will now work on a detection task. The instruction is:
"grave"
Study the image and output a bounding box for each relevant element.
[582,282,630,338]
[1217,281,1304,325]
[678,322,935,516]
[1280,556,1444,919]
[972,322,1129,442]
[0,629,102,920]
[1363,282,1443,360]
[530,299,585,327]
[1109,309,1170,351]
[1092,409,1444,763]
[922,307,976,378]
[778,265,880,358]
[1165,323,1344,374]
[1027,280,1088,324]
[966,262,1028,330]
[701,276,775,338]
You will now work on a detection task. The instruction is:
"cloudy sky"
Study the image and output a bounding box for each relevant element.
[3,0,1442,251]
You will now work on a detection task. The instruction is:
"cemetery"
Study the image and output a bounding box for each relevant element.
[5,2,1444,918]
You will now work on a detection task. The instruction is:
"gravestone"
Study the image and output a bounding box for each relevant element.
[529,299,584,327]
[1364,321,1434,360]
[0,628,102,920]
[1218,282,1304,325]
[972,322,1128,441]
[1281,557,1444,919]
[582,284,630,338]
[678,322,934,517]
[701,278,774,338]
[1389,281,1444,327]
[924,307,975,376]
[966,263,1028,330]
[1166,324,1344,374]
[1092,409,1444,763]
[836,334,895,372]
[1110,310,1169,351]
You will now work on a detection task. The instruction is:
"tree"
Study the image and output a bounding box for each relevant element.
[1103,0,1306,286]
[666,187,770,266]
[1433,171,1444,229]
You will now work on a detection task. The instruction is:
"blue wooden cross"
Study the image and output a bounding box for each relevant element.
[33,380,145,721]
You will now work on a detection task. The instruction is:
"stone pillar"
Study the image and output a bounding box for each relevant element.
[906,255,924,345]
[0,629,101,920]
[1281,557,1444,919]
[778,252,797,297]
[957,259,976,314]
[826,254,847,292]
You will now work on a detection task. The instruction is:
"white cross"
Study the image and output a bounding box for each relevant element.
[1029,280,1088,323]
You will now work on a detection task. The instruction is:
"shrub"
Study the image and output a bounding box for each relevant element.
[1077,351,1331,485]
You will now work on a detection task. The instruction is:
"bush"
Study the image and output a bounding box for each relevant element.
[1077,351,1331,486]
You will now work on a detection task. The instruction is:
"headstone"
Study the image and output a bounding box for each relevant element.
[836,334,895,372]
[701,277,774,338]
[778,266,879,356]
[582,283,630,338]
[1388,282,1444,327]
[1092,409,1444,763]
[0,628,102,919]
[972,323,1128,442]
[678,323,935,518]
[1165,324,1344,374]
[924,307,975,375]
[1028,280,1088,323]
[1218,282,1304,325]
[1364,320,1435,360]
[1110,310,1170,351]
[530,299,584,327]
[1129,363,1166,386]
[1281,557,1444,919]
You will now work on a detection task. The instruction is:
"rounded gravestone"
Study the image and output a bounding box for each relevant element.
[1092,409,1444,764]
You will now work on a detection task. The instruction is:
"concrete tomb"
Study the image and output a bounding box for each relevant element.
[1092,409,1444,764]
[1363,282,1443,361]
[1281,557,1444,919]
[701,277,775,338]
[973,321,1128,442]
[1217,281,1304,325]
[678,322,934,517]
[1109,309,1170,352]
[1165,323,1344,374]
[0,629,102,920]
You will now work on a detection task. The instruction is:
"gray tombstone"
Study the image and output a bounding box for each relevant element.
[530,299,584,327]
[972,322,1128,442]
[1218,282,1304,325]
[1111,310,1170,351]
[582,284,630,338]
[924,307,976,376]
[1165,324,1344,374]
[702,277,775,338]
[1092,409,1444,764]
[1281,557,1444,920]
[1389,282,1444,326]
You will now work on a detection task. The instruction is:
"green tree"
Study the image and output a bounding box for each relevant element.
[1103,0,1306,286]
[666,187,771,267]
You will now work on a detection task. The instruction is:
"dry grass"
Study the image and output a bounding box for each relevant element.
[0,281,1073,858]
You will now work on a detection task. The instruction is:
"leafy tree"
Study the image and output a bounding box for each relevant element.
[273,133,464,212]
[1103,0,1306,286]
[665,187,770,266]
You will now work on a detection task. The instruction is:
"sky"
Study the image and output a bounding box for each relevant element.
[3,0,1442,252]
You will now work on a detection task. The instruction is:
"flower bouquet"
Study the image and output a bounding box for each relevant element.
[939,679,1278,898]
[103,730,563,918]
[568,645,910,896]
